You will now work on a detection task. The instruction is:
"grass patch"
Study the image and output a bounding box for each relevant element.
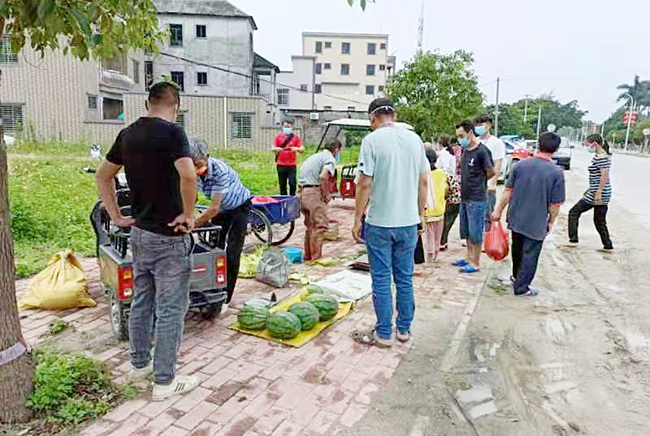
[8,140,362,278]
[25,348,133,432]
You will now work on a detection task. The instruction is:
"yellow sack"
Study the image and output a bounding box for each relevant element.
[19,250,96,311]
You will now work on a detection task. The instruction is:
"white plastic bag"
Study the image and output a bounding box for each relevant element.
[256,248,290,288]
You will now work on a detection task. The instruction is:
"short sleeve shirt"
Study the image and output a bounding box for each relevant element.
[584,154,612,205]
[506,156,566,241]
[106,117,191,236]
[460,143,494,202]
[197,158,251,211]
[274,133,303,166]
[484,136,506,162]
[358,125,429,228]
[298,150,336,187]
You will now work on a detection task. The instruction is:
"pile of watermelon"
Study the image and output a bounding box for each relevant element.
[237,291,340,340]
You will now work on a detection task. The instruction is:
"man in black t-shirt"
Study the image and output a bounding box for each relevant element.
[96,82,199,401]
[453,120,495,273]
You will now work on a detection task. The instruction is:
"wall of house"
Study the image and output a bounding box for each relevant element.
[154,14,254,97]
[302,33,390,111]
[276,56,315,112]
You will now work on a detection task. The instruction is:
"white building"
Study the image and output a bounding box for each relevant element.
[277,32,395,112]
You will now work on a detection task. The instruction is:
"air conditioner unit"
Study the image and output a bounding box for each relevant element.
[309,112,320,121]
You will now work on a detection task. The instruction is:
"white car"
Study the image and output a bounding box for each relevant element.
[553,138,572,170]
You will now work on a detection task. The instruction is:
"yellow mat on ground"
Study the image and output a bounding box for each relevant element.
[230,293,352,347]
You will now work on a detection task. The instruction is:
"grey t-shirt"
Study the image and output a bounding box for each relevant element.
[506,156,566,241]
[298,150,336,186]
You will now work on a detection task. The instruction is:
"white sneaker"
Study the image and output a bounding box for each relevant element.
[126,363,153,383]
[152,374,199,402]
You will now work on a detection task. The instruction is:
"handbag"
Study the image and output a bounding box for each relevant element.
[275,133,294,163]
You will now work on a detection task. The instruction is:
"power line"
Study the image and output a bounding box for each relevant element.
[159,52,369,106]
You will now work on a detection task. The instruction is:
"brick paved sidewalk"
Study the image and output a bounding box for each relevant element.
[17,200,484,436]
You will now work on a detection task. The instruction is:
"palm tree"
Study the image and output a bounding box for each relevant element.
[617,75,650,116]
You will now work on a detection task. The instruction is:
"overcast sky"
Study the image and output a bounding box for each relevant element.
[233,0,650,123]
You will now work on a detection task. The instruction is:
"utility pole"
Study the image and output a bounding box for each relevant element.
[536,105,542,140]
[417,0,424,53]
[494,77,500,137]
[523,94,531,124]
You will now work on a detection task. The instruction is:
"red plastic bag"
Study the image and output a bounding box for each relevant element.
[484,221,510,261]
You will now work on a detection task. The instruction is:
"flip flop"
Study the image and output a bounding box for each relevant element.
[452,259,469,267]
[459,265,481,274]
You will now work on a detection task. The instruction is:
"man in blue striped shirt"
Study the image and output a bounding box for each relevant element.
[190,139,251,311]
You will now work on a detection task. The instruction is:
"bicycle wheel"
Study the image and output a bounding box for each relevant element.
[270,221,295,246]
[244,207,273,251]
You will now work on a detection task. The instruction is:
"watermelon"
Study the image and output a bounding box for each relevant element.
[237,306,269,330]
[306,294,339,321]
[289,302,320,331]
[266,312,302,339]
[300,285,324,301]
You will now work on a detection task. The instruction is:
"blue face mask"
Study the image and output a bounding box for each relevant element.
[282,127,293,135]
[459,138,470,147]
[474,126,487,136]
[588,147,595,154]
[335,153,341,162]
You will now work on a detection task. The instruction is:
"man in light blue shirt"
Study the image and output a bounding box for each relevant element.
[352,99,429,348]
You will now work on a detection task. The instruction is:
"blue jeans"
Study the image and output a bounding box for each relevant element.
[460,200,487,245]
[130,227,192,385]
[365,224,418,340]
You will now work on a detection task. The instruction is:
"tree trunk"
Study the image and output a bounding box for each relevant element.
[0,62,34,423]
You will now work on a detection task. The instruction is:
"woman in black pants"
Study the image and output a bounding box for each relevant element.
[567,134,613,251]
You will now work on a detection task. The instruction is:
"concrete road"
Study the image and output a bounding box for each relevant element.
[344,151,650,436]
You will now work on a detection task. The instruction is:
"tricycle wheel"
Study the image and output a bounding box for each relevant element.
[109,291,129,341]
[247,208,273,250]
[200,303,223,320]
[270,221,295,246]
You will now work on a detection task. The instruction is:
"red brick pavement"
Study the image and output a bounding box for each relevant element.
[16,200,483,436]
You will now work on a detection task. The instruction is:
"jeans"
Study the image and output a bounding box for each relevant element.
[277,165,297,196]
[211,200,251,303]
[130,227,192,385]
[441,203,460,246]
[511,232,544,295]
[485,190,497,228]
[568,199,613,249]
[460,200,487,245]
[365,223,418,339]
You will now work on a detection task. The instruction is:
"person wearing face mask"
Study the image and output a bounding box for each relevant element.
[189,139,252,313]
[96,82,199,400]
[453,120,495,273]
[473,114,506,229]
[273,119,305,196]
[567,134,613,251]
[297,140,342,260]
[351,99,429,348]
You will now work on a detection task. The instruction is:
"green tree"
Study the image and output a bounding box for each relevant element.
[617,75,650,114]
[0,0,163,423]
[347,0,374,9]
[510,97,585,138]
[386,50,484,140]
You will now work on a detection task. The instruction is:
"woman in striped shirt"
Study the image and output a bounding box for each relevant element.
[567,134,613,250]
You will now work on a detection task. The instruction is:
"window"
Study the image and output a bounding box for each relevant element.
[196,25,207,38]
[175,111,186,128]
[366,85,375,95]
[341,42,350,54]
[324,106,332,111]
[197,72,208,86]
[347,106,356,111]
[145,61,154,90]
[169,24,183,47]
[378,86,384,93]
[231,113,253,139]
[300,84,308,92]
[315,41,323,53]
[366,65,375,76]
[1,104,24,132]
[379,64,386,71]
[88,95,98,110]
[315,63,322,75]
[102,97,124,120]
[103,53,127,74]
[277,88,289,105]
[367,43,376,55]
[315,84,322,94]
[380,43,387,50]
[132,60,140,84]
[324,63,331,70]
[0,36,18,64]
[325,42,332,49]
[341,64,350,75]
[170,71,184,91]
